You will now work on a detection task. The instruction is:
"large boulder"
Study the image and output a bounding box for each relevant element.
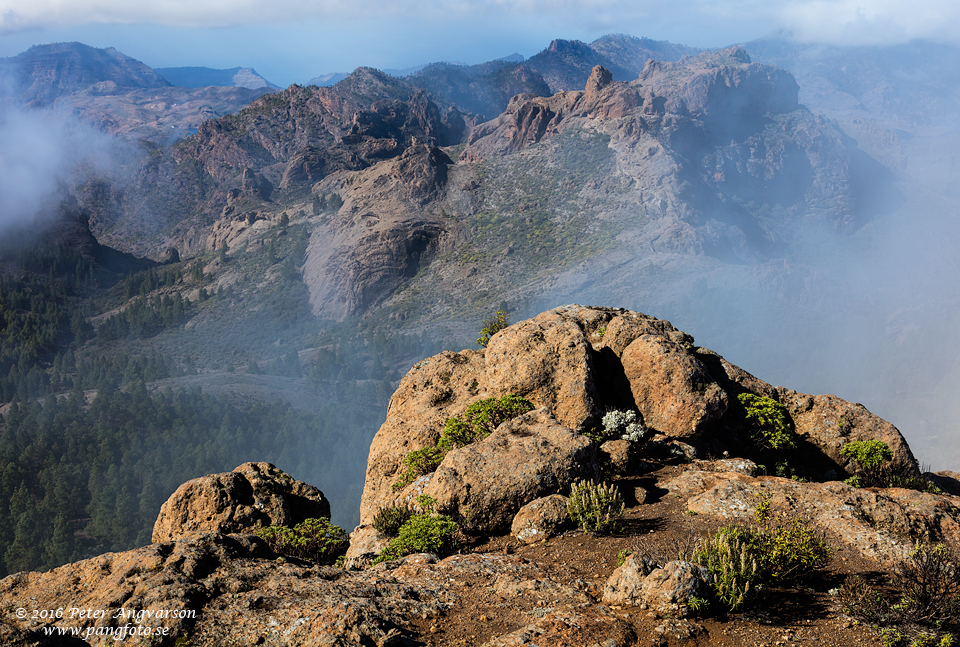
[418,409,599,533]
[621,334,728,437]
[152,462,329,543]
[483,309,601,431]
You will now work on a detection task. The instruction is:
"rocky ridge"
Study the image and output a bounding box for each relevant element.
[2,306,955,646]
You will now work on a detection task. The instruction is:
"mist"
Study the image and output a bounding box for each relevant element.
[0,105,127,243]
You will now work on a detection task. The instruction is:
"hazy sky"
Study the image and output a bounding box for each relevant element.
[1,0,958,86]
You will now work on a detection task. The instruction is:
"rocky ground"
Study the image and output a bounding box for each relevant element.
[1,305,958,646]
[0,461,913,647]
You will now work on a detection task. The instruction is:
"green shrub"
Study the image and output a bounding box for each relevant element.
[567,479,624,535]
[372,513,458,565]
[753,493,831,583]
[438,394,534,451]
[694,496,830,612]
[372,505,415,537]
[477,310,508,348]
[737,393,796,451]
[255,517,349,565]
[840,440,942,493]
[394,395,533,490]
[841,439,894,471]
[393,445,445,491]
[693,525,764,611]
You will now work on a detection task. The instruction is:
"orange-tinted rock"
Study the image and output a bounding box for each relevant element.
[421,409,599,533]
[152,462,329,543]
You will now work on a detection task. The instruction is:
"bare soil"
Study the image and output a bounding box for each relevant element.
[410,465,884,647]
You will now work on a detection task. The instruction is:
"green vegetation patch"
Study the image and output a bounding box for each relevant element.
[255,517,349,564]
[737,393,796,451]
[567,479,624,535]
[394,394,534,490]
[372,506,458,565]
[694,494,831,612]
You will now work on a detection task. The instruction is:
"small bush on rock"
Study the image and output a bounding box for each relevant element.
[567,479,624,534]
[372,512,458,565]
[372,505,415,537]
[737,393,796,451]
[840,440,942,493]
[255,518,349,565]
[601,409,647,443]
[477,310,509,347]
[438,394,534,451]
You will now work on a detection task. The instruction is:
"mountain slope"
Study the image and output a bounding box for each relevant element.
[155,66,280,90]
[0,42,170,105]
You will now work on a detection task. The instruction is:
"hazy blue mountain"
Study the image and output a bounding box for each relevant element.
[0,42,170,105]
[155,66,280,90]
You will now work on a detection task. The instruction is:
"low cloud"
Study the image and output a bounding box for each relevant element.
[2,0,959,46]
[0,106,125,234]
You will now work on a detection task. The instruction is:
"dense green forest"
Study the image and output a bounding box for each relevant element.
[0,218,458,578]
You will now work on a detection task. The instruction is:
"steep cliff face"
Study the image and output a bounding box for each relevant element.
[301,145,455,319]
[174,69,465,189]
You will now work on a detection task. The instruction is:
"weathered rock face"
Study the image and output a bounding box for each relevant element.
[301,144,454,319]
[413,409,597,532]
[360,305,919,531]
[152,462,330,542]
[483,309,601,430]
[662,469,960,563]
[511,494,571,544]
[621,334,728,437]
[342,524,390,570]
[604,559,713,617]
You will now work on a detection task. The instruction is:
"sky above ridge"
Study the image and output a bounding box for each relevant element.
[0,0,958,86]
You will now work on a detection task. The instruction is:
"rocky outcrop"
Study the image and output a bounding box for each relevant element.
[152,462,330,543]
[301,144,454,319]
[405,409,598,532]
[662,469,960,563]
[359,305,919,530]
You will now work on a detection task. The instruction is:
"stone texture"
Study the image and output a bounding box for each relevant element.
[600,439,640,476]
[511,494,572,544]
[483,308,601,431]
[421,409,600,533]
[343,524,390,570]
[620,334,728,438]
[669,471,960,563]
[601,552,658,605]
[603,557,712,617]
[152,462,329,543]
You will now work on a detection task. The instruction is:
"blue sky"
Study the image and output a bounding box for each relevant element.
[1,0,958,86]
